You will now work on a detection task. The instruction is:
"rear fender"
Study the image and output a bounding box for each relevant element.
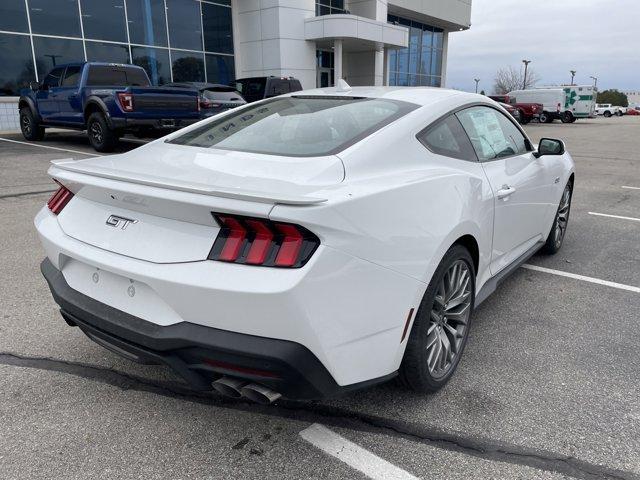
[84,97,112,128]
[18,96,41,122]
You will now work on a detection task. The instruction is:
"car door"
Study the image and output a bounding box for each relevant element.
[37,67,65,120]
[456,105,550,275]
[55,65,84,123]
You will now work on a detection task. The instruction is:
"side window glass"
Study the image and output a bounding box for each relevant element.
[417,114,477,161]
[61,66,82,87]
[457,106,527,161]
[43,67,64,89]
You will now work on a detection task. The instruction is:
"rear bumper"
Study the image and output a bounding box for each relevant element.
[41,258,393,399]
[110,117,199,130]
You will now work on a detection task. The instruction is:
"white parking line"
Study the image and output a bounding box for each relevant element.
[522,264,640,294]
[621,186,640,190]
[300,424,419,480]
[588,211,640,223]
[0,137,102,157]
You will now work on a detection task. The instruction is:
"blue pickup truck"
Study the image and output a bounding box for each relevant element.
[19,62,200,152]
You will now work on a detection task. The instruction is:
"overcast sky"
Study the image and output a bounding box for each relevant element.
[446,0,640,93]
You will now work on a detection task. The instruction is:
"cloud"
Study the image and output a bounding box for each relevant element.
[446,0,640,93]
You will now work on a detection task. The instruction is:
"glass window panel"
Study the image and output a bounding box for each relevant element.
[409,26,421,46]
[61,65,82,86]
[433,29,444,49]
[29,0,81,37]
[388,15,398,24]
[202,2,233,54]
[430,76,441,88]
[431,49,442,76]
[408,74,418,86]
[0,33,35,95]
[80,0,127,42]
[421,27,433,49]
[0,0,29,33]
[418,75,430,86]
[418,114,477,161]
[419,48,431,75]
[388,71,397,86]
[132,46,171,85]
[85,41,131,64]
[43,67,65,88]
[331,0,344,9]
[397,51,408,73]
[388,49,397,72]
[126,0,168,47]
[396,73,408,86]
[33,36,85,78]
[205,53,234,85]
[166,0,203,51]
[409,53,418,75]
[171,50,205,82]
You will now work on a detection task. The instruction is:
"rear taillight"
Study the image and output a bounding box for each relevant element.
[209,213,319,268]
[117,92,134,112]
[47,184,74,215]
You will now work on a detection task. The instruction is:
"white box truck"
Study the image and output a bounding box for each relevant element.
[507,85,596,123]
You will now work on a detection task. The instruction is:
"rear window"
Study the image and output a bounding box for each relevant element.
[86,66,150,87]
[168,96,418,157]
[202,89,243,101]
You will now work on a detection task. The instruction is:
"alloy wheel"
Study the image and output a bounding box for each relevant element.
[90,121,103,144]
[554,185,571,248]
[426,260,472,378]
[21,114,32,136]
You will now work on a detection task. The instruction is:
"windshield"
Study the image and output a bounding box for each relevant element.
[168,96,418,156]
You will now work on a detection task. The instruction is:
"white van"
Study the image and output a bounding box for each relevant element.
[508,89,565,123]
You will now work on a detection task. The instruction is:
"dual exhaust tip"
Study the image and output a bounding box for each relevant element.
[211,376,282,405]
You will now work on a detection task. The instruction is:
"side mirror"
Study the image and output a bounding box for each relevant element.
[534,138,565,158]
[30,81,42,91]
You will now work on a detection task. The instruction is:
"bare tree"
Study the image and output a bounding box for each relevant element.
[493,65,540,94]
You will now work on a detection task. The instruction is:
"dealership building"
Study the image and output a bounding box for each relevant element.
[0,0,472,130]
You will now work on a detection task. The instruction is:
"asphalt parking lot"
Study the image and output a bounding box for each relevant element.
[1,117,639,480]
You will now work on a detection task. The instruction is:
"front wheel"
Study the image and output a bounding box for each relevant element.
[20,107,45,141]
[87,112,119,152]
[616,110,623,117]
[399,245,475,393]
[543,182,572,254]
[604,111,612,118]
[561,111,574,123]
[539,112,553,123]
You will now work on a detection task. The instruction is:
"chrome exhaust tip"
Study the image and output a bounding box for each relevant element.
[211,376,247,398]
[240,383,282,405]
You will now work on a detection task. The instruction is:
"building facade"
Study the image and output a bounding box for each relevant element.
[0,0,471,130]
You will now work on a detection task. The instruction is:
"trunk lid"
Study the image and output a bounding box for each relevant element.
[50,141,343,263]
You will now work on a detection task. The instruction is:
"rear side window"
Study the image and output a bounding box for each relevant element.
[169,96,418,157]
[43,67,65,88]
[235,79,266,101]
[267,80,291,97]
[417,114,477,161]
[456,106,529,161]
[86,66,150,87]
[61,66,82,87]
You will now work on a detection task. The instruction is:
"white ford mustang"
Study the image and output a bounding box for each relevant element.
[36,86,574,404]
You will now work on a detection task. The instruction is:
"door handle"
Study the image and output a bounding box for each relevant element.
[497,185,516,199]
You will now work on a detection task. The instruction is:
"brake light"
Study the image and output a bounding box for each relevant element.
[47,184,74,215]
[209,213,319,268]
[117,92,134,112]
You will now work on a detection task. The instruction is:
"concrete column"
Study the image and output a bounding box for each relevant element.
[334,39,343,85]
[383,49,390,86]
[374,45,384,86]
[440,31,449,87]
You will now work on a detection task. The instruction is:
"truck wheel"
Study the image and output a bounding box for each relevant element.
[539,112,552,123]
[604,111,612,118]
[87,112,118,152]
[615,110,623,117]
[561,112,574,123]
[20,107,45,141]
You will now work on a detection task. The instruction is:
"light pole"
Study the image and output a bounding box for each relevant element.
[570,70,576,85]
[590,76,598,89]
[522,59,531,89]
[474,78,480,93]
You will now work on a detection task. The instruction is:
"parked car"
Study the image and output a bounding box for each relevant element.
[626,108,640,116]
[36,87,574,403]
[595,103,625,117]
[164,82,246,118]
[488,95,542,124]
[232,76,302,103]
[497,102,521,122]
[19,62,200,152]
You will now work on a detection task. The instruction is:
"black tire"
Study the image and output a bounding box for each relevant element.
[539,112,553,123]
[569,116,577,123]
[543,181,573,254]
[19,107,45,141]
[561,111,574,123]
[87,112,119,152]
[604,111,612,118]
[399,245,475,393]
[615,110,623,117]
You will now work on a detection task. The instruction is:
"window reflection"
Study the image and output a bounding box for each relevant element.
[132,46,171,85]
[86,41,130,64]
[166,0,203,51]
[33,36,85,78]
[202,2,233,54]
[206,54,234,85]
[29,0,81,37]
[0,34,35,95]
[126,0,168,47]
[171,50,205,82]
[80,0,128,43]
[0,0,29,33]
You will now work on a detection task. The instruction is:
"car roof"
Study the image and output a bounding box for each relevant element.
[283,86,477,107]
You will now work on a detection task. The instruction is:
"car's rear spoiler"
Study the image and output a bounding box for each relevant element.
[49,159,328,206]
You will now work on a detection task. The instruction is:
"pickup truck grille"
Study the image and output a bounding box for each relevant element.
[135,95,196,112]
